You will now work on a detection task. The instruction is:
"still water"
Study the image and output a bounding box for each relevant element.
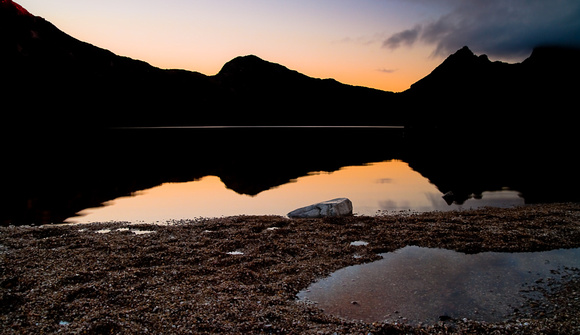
[66,160,523,223]
[298,246,580,325]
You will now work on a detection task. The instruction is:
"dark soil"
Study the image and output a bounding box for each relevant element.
[1,203,580,334]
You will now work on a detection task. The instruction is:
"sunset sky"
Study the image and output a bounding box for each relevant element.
[17,0,580,92]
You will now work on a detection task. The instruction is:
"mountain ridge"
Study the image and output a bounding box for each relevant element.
[402,44,580,138]
[1,1,401,128]
[2,1,579,131]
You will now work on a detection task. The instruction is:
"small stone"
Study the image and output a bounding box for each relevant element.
[350,241,368,246]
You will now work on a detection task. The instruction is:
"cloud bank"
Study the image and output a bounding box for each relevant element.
[384,0,580,59]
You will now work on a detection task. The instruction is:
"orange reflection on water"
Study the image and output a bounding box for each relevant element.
[67,160,521,223]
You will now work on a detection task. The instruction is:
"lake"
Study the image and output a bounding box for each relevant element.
[2,127,578,225]
[67,160,523,223]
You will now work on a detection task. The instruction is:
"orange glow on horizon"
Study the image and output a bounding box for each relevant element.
[154,44,442,93]
[15,0,445,93]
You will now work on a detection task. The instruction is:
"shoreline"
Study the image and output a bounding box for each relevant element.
[2,203,580,334]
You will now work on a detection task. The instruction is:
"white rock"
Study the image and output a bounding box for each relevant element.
[350,241,368,246]
[287,198,353,218]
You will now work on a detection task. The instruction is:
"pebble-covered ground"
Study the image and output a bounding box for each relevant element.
[1,203,580,334]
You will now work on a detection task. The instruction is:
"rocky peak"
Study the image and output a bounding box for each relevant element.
[439,46,491,69]
[453,45,475,58]
[406,46,496,94]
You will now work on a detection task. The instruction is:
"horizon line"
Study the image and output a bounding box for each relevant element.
[113,125,405,130]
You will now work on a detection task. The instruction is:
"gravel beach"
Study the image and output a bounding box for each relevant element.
[1,203,580,334]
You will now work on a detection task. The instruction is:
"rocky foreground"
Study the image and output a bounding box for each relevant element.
[1,203,580,334]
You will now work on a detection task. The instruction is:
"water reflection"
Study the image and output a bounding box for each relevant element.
[5,127,579,226]
[297,246,580,325]
[67,160,523,223]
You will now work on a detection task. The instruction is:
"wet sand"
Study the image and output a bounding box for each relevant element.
[1,203,580,334]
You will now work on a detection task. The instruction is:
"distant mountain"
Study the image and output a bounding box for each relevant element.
[2,1,579,132]
[403,45,580,137]
[1,1,400,130]
[1,0,220,130]
[214,55,402,125]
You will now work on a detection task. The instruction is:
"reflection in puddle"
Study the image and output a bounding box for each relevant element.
[297,246,580,325]
[67,160,524,223]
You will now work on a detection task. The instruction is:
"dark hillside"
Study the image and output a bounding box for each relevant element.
[1,1,401,129]
[212,55,401,125]
[403,45,580,138]
[1,0,218,130]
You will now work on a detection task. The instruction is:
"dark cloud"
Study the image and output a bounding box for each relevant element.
[382,25,420,49]
[385,0,580,59]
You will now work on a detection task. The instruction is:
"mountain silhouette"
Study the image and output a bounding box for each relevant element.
[1,1,400,130]
[1,0,220,129]
[213,55,400,125]
[2,1,580,225]
[3,1,579,131]
[403,45,580,137]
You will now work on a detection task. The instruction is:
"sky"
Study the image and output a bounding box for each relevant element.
[16,0,580,92]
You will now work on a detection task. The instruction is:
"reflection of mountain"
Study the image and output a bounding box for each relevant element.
[402,132,580,205]
[1,128,404,225]
[3,126,579,225]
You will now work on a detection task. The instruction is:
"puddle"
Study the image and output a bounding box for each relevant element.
[297,246,580,325]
